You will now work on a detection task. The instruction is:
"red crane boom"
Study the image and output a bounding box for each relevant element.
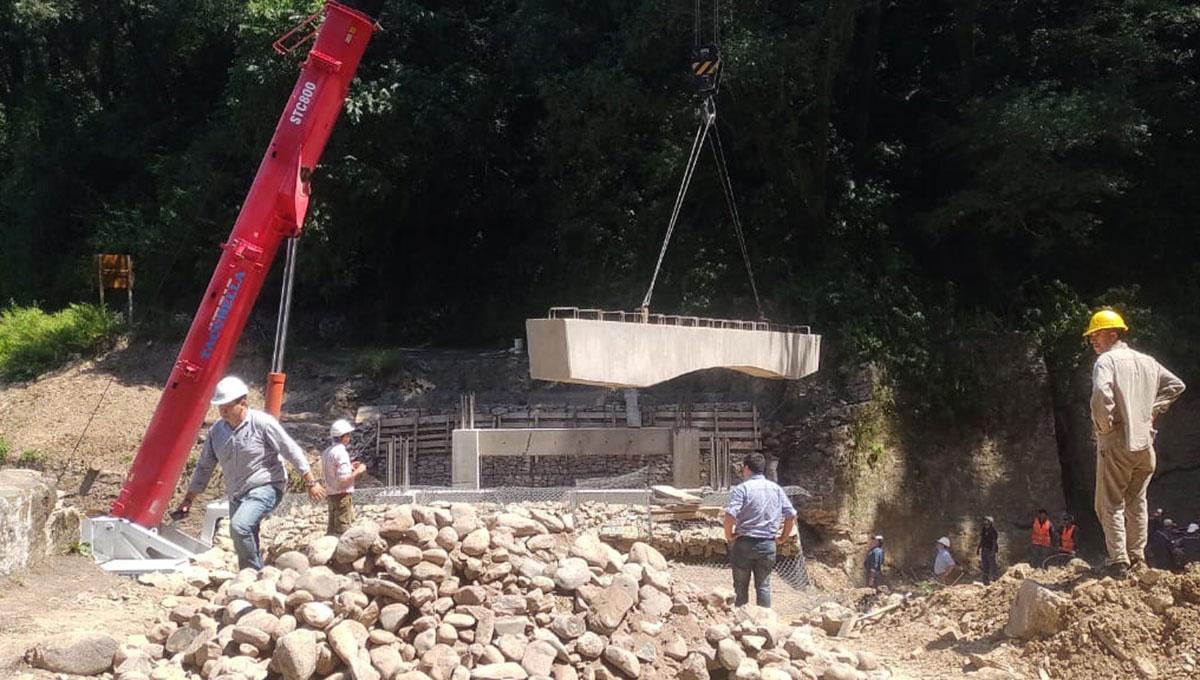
[110,1,378,528]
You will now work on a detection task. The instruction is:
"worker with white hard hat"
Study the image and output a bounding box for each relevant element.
[933,536,956,583]
[322,418,367,535]
[1085,309,1186,578]
[863,534,885,588]
[174,376,326,570]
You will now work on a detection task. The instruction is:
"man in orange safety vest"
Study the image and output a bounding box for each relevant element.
[1059,513,1079,556]
[1031,508,1054,568]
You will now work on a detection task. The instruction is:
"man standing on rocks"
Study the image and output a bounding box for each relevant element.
[323,418,367,536]
[977,516,999,585]
[724,452,797,607]
[173,376,326,570]
[1085,309,1185,578]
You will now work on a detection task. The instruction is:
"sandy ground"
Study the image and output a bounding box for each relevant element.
[0,554,161,678]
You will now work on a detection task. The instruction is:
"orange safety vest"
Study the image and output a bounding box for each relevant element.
[1032,518,1052,547]
[1061,524,1076,552]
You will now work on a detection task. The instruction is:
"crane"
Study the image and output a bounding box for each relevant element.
[83,0,382,572]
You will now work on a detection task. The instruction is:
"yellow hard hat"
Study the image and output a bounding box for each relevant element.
[1083,310,1128,337]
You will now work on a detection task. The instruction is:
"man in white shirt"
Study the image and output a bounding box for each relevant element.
[322,419,366,535]
[1085,310,1185,578]
[933,536,956,583]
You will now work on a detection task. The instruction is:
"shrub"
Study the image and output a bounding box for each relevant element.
[349,347,411,378]
[0,303,121,381]
[15,449,46,470]
[0,437,9,465]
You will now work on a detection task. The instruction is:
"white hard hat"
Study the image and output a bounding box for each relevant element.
[1188,523,1199,534]
[330,419,355,438]
[211,376,249,405]
[937,537,951,548]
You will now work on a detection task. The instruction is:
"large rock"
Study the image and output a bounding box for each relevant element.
[307,536,339,566]
[381,506,415,539]
[734,658,761,680]
[1004,579,1068,639]
[296,602,335,629]
[493,513,547,537]
[575,632,605,659]
[587,581,636,634]
[549,614,586,640]
[274,551,310,573]
[553,558,592,591]
[638,585,672,618]
[296,569,341,601]
[602,646,641,678]
[568,533,609,569]
[27,632,119,676]
[462,528,491,557]
[717,638,745,671]
[472,662,529,680]
[627,542,668,571]
[679,652,711,680]
[272,629,318,680]
[421,644,462,680]
[521,640,558,677]
[329,620,379,680]
[370,645,405,679]
[0,469,56,576]
[335,523,381,563]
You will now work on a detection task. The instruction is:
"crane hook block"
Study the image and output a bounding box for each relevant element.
[691,45,721,95]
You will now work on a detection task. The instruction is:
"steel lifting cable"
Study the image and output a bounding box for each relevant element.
[709,123,766,319]
[640,103,717,310]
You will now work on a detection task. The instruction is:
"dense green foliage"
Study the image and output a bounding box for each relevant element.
[0,303,120,380]
[2,1,1198,404]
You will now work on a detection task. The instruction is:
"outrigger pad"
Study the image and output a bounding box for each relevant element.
[526,316,820,388]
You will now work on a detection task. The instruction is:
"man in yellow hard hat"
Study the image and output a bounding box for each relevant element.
[1085,310,1185,578]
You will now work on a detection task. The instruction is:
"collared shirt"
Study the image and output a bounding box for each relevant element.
[187,409,310,500]
[321,442,354,495]
[725,474,797,539]
[933,546,955,576]
[1091,341,1185,452]
[864,546,884,573]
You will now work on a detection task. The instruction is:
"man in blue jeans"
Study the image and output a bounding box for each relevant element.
[174,376,325,569]
[724,453,797,607]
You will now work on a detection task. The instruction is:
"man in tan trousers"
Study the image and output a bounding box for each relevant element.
[1085,310,1185,578]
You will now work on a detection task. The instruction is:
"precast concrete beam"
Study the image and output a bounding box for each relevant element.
[526,317,821,388]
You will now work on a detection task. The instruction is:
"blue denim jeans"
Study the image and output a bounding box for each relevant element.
[730,536,777,607]
[228,484,284,570]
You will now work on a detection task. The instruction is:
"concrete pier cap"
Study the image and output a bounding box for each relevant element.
[526,308,821,388]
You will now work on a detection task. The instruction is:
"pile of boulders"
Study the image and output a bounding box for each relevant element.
[31,502,890,680]
[263,500,797,566]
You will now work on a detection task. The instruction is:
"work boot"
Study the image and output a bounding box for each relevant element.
[1105,562,1130,580]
